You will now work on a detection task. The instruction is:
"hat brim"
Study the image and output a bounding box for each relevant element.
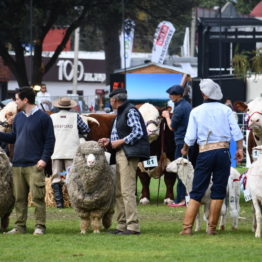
[52,99,77,108]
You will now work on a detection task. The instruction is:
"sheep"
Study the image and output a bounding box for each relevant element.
[246,145,262,238]
[166,157,211,231]
[0,147,15,232]
[67,141,115,234]
[219,167,241,231]
[166,157,241,232]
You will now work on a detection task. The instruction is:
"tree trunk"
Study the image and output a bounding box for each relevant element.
[102,21,121,85]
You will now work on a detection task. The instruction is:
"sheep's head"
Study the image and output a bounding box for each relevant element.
[76,141,106,169]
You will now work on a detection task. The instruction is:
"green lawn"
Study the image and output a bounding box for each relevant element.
[1,172,260,262]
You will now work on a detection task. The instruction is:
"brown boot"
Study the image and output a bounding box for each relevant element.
[180,199,201,235]
[207,199,223,235]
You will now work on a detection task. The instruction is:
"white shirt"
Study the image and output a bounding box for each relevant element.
[184,102,243,146]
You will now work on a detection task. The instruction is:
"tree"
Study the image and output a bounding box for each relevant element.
[0,0,200,87]
[0,0,93,86]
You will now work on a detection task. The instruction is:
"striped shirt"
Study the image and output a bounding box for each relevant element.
[110,108,144,145]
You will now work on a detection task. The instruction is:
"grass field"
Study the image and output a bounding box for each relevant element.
[1,172,261,262]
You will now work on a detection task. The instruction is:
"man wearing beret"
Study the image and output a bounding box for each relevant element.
[180,79,243,235]
[162,85,192,207]
[98,88,150,235]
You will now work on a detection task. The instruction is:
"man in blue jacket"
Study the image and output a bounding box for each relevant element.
[1,87,55,235]
[162,85,192,207]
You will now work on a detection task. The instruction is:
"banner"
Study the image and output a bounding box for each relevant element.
[151,21,175,64]
[120,19,135,69]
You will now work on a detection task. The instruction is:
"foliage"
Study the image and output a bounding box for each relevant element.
[0,177,261,262]
[235,0,261,15]
[232,48,262,77]
[0,0,94,86]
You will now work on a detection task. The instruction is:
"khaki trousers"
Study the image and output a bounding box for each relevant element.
[13,166,46,229]
[51,159,73,184]
[115,149,140,232]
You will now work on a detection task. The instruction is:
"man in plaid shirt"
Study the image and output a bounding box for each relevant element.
[99,88,150,235]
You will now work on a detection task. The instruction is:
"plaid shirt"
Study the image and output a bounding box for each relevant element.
[110,108,144,145]
[77,114,90,134]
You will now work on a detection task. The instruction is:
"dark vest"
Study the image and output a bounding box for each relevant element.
[116,102,150,161]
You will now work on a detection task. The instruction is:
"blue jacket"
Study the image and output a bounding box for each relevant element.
[171,99,192,145]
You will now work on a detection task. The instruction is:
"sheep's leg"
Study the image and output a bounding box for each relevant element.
[80,217,90,234]
[203,205,210,232]
[252,197,261,238]
[219,200,227,230]
[91,214,102,233]
[252,203,257,233]
[194,212,201,232]
[102,209,114,230]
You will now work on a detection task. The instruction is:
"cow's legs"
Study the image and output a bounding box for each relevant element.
[164,172,176,204]
[137,169,151,204]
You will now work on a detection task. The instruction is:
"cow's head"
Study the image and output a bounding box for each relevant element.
[246,98,262,133]
[138,103,161,143]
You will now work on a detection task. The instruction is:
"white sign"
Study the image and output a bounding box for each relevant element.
[143,156,158,168]
[56,60,106,82]
[151,21,175,64]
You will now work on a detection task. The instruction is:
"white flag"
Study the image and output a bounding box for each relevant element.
[151,21,175,64]
[182,27,190,57]
[120,19,135,69]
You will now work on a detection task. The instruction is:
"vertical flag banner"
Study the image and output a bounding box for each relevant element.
[151,21,175,64]
[120,19,135,69]
[182,27,190,57]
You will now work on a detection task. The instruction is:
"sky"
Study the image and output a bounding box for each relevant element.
[126,73,183,100]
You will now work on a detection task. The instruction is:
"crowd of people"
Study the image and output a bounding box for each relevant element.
[0,78,244,236]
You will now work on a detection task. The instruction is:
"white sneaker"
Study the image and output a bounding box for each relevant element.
[33,228,45,235]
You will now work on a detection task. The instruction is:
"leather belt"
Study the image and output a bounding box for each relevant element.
[199,142,229,153]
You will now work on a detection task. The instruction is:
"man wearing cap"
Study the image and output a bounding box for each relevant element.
[180,79,244,235]
[98,88,150,235]
[50,97,90,208]
[162,85,192,207]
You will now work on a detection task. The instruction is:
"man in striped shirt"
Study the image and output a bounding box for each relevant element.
[99,88,150,235]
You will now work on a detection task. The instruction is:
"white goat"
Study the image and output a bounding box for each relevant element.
[246,145,262,238]
[167,157,241,232]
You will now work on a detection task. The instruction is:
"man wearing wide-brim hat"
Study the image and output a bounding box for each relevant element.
[50,97,90,208]
[180,79,244,236]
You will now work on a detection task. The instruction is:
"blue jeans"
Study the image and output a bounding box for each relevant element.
[174,144,186,203]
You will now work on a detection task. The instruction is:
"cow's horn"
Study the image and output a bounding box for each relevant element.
[85,117,100,126]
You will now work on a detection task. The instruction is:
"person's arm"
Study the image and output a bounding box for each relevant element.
[235,139,244,163]
[40,115,55,166]
[77,114,90,135]
[123,109,144,145]
[0,116,17,144]
[162,110,173,131]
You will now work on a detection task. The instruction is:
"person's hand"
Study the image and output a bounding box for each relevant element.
[37,160,46,170]
[162,110,170,119]
[181,144,189,156]
[98,138,110,147]
[111,139,125,149]
[235,148,244,163]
